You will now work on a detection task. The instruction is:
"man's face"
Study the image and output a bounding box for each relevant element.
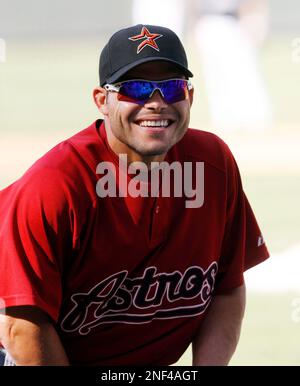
[94,61,193,163]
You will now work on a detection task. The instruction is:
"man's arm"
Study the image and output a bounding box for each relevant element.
[0,306,69,366]
[192,283,246,366]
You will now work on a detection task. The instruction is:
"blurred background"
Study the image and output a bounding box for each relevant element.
[0,0,299,365]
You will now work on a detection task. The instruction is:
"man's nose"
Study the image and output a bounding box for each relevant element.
[144,89,168,110]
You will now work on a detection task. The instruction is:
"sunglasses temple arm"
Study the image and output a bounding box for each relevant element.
[104,84,120,92]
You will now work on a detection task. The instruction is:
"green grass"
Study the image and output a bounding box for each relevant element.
[242,174,300,253]
[175,292,300,366]
[231,292,300,365]
[0,38,102,135]
[261,36,300,125]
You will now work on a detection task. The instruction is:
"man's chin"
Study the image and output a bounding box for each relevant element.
[134,145,170,158]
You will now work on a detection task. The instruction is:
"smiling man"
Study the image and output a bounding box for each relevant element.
[96,61,192,162]
[0,25,269,366]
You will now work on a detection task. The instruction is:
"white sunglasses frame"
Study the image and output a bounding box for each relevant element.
[103,78,193,101]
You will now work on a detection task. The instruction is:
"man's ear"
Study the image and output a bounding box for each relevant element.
[189,87,194,108]
[93,87,109,115]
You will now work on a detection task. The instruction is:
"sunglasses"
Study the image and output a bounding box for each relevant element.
[104,78,193,105]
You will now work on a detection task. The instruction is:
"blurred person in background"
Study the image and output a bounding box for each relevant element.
[0,39,6,63]
[193,0,273,133]
[132,0,185,39]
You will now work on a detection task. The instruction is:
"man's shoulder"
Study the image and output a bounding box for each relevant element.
[177,128,233,172]
[26,120,102,176]
[67,120,102,153]
[1,121,103,204]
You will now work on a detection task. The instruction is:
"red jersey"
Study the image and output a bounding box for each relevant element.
[0,120,269,365]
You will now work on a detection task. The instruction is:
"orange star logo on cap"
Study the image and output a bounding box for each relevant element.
[129,26,163,54]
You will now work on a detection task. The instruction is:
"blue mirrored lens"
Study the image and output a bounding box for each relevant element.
[162,80,188,104]
[122,81,154,101]
[118,79,188,104]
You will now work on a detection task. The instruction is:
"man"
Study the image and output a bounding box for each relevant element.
[0,24,269,366]
[132,0,185,39]
[193,0,272,132]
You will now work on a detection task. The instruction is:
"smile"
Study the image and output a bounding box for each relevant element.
[136,119,172,128]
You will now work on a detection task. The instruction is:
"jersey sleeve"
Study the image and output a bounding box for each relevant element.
[214,146,270,294]
[0,167,80,322]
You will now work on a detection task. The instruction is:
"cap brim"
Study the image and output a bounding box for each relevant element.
[102,57,193,86]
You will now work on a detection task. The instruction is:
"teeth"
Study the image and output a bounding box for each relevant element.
[139,120,169,127]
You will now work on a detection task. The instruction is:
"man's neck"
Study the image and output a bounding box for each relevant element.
[105,124,167,168]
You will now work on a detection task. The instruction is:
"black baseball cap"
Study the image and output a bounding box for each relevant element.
[99,24,193,86]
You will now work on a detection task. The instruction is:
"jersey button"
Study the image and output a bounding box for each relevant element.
[155,205,160,214]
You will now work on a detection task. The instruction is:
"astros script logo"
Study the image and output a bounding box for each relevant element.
[129,26,163,54]
[60,262,218,335]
